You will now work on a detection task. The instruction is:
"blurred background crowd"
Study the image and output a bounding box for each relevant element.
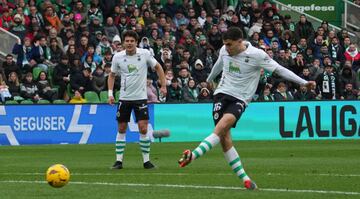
[0,0,359,104]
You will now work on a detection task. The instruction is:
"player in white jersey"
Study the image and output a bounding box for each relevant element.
[178,27,315,189]
[108,30,167,169]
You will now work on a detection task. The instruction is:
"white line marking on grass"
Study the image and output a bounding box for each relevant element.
[266,173,360,177]
[0,180,359,196]
[3,172,360,177]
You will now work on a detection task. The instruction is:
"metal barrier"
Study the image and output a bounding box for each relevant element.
[0,27,20,58]
[343,0,360,31]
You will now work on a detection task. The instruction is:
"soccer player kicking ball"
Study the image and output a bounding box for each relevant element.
[108,30,167,169]
[178,27,315,190]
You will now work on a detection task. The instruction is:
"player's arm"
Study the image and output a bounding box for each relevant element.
[108,55,120,105]
[107,72,116,105]
[207,46,225,82]
[259,51,315,88]
[154,63,167,96]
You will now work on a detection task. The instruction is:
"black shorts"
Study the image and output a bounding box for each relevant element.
[212,93,246,128]
[116,100,149,122]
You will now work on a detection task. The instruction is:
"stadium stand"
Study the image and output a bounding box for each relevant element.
[0,0,359,104]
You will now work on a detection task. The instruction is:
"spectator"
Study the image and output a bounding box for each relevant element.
[70,67,92,95]
[139,37,155,56]
[300,67,312,81]
[103,63,120,91]
[295,14,314,42]
[36,71,58,102]
[69,90,87,103]
[166,78,182,102]
[341,83,358,100]
[273,82,294,101]
[328,37,344,63]
[49,38,65,65]
[222,6,235,23]
[38,36,51,67]
[308,59,323,80]
[77,36,89,59]
[182,78,199,103]
[197,87,212,102]
[28,5,44,28]
[0,74,11,103]
[1,8,13,31]
[91,65,106,94]
[10,14,26,39]
[344,44,360,72]
[20,72,40,101]
[2,54,21,78]
[163,0,178,19]
[283,14,295,32]
[83,55,97,72]
[104,16,119,42]
[81,44,102,66]
[165,69,174,86]
[205,25,221,51]
[191,59,207,84]
[43,5,62,32]
[256,68,272,95]
[7,72,23,101]
[258,85,274,101]
[275,49,293,70]
[177,67,191,88]
[47,28,64,51]
[111,35,122,53]
[339,63,358,90]
[88,2,103,24]
[316,64,341,100]
[102,50,113,67]
[12,37,41,74]
[202,46,218,73]
[291,53,306,75]
[73,0,87,22]
[147,76,159,103]
[239,6,251,32]
[293,84,316,101]
[53,55,70,100]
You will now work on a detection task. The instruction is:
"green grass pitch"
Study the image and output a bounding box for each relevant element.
[0,140,359,199]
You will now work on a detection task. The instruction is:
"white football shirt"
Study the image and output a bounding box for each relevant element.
[111,48,157,100]
[207,42,307,104]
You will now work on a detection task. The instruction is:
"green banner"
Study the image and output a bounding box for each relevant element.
[154,101,360,142]
[276,0,343,26]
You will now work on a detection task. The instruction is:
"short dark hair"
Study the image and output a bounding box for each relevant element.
[222,27,244,41]
[122,30,139,41]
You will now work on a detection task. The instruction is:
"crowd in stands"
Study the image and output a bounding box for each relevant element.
[0,0,359,104]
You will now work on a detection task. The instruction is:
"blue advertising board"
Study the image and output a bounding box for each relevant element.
[154,101,360,142]
[0,104,154,145]
[1,101,359,145]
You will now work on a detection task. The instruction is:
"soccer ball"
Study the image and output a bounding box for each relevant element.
[46,164,70,188]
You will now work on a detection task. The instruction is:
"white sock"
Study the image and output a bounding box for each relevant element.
[224,146,250,182]
[192,133,220,160]
[139,134,150,163]
[115,132,126,162]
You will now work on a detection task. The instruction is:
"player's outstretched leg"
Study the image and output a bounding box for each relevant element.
[112,132,126,169]
[224,146,257,190]
[178,133,220,167]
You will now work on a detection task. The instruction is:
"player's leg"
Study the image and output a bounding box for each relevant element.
[178,113,235,167]
[112,101,131,169]
[178,94,228,167]
[220,130,257,190]
[135,101,155,169]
